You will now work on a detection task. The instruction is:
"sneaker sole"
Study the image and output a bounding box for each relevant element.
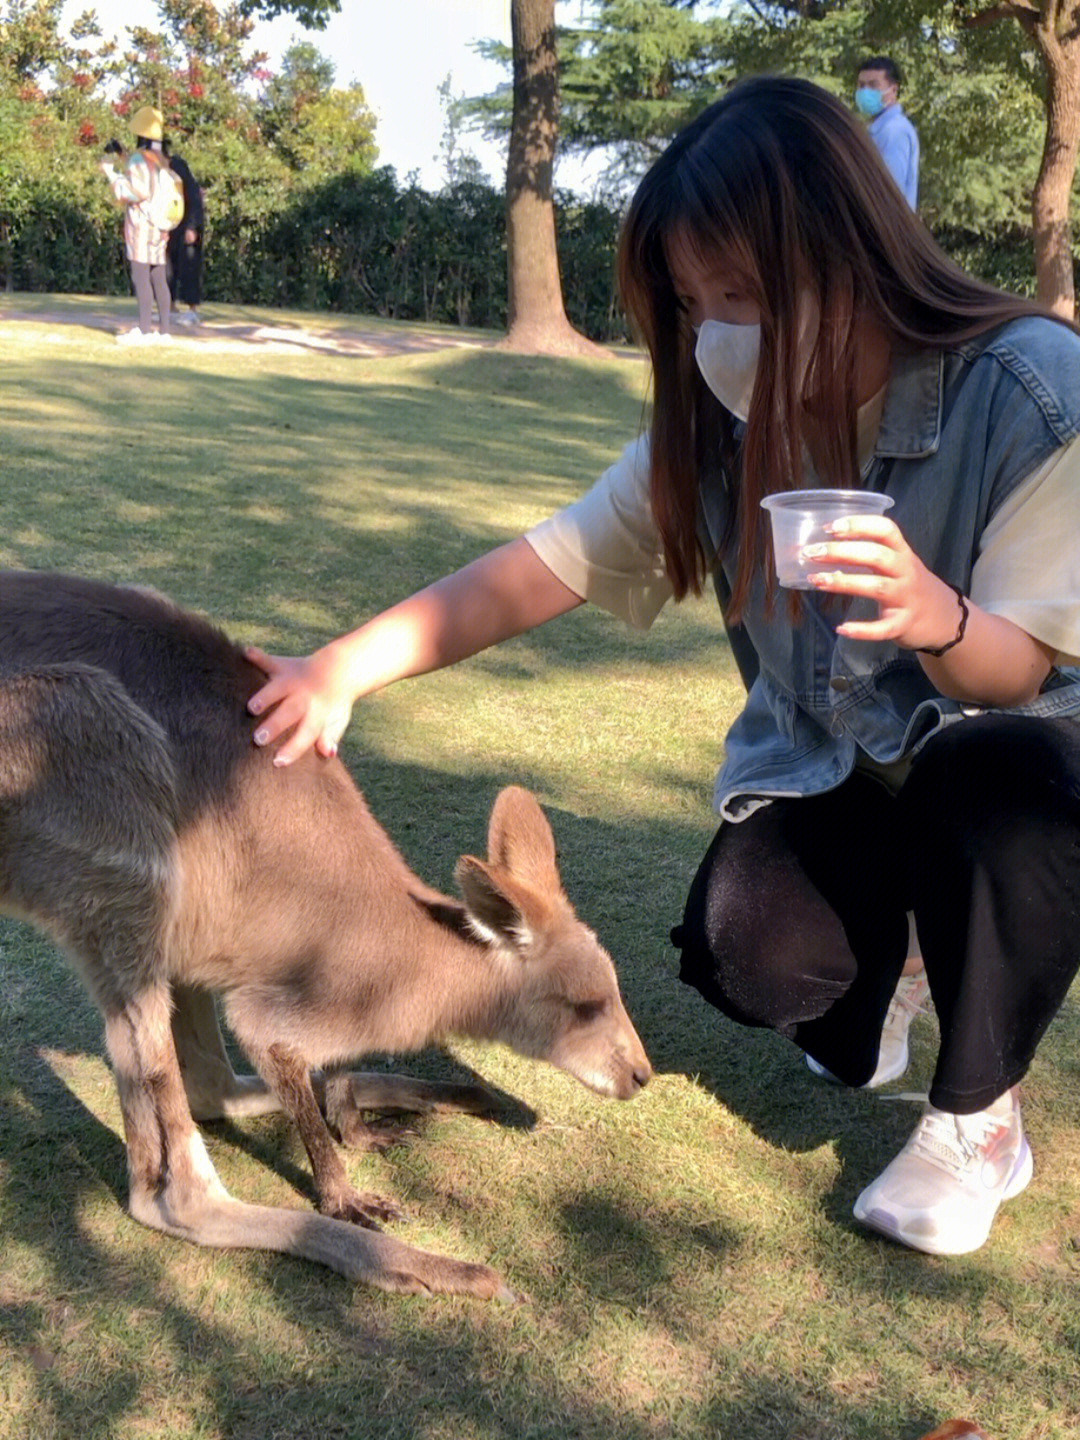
[853,1137,1033,1256]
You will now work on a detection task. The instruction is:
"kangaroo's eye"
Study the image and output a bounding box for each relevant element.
[572,999,606,1023]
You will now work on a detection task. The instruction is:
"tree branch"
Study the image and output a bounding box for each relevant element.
[961,0,1041,35]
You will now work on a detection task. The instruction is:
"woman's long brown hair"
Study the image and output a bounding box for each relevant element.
[617,75,1070,620]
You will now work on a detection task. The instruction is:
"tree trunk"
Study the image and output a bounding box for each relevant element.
[501,0,607,355]
[1030,8,1080,319]
[968,1,1080,320]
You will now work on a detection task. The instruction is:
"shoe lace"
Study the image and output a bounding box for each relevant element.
[880,973,930,1039]
[907,1109,1002,1179]
[893,973,931,1018]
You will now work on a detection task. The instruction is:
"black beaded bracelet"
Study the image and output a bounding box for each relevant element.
[916,584,969,657]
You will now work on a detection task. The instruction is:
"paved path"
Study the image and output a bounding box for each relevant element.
[1,298,493,359]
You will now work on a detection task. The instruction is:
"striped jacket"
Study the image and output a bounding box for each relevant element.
[103,147,171,265]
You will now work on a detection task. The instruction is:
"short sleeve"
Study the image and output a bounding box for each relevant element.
[524,435,674,629]
[971,433,1080,666]
[104,154,150,206]
[125,153,153,204]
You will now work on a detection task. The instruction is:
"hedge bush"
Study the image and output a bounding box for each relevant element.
[1,154,625,340]
[1,154,1073,340]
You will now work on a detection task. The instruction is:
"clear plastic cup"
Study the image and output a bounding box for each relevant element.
[761,488,895,590]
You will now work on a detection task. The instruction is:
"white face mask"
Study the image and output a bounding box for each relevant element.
[694,321,760,422]
[694,295,821,423]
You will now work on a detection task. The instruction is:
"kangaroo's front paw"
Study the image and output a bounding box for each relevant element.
[319,1185,405,1229]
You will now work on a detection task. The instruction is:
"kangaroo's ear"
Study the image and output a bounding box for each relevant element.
[486,786,562,898]
[455,855,537,949]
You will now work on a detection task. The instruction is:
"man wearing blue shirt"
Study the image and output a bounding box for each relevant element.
[855,56,919,209]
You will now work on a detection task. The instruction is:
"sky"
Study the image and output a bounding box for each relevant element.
[63,0,599,193]
[255,0,513,189]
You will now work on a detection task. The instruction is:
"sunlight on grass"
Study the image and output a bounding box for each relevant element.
[2,299,1079,1440]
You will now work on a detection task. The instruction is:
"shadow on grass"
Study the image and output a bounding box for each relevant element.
[3,320,1075,1438]
[0,340,728,677]
[0,1079,1005,1440]
[0,767,1073,1438]
[0,1039,962,1440]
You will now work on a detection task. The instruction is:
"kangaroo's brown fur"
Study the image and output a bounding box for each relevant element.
[0,570,651,1299]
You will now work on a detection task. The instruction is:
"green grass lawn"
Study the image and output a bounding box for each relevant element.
[1,298,1079,1440]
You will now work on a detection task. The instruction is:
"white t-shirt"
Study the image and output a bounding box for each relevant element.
[525,421,1080,666]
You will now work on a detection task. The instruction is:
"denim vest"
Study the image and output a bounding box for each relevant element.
[700,317,1080,820]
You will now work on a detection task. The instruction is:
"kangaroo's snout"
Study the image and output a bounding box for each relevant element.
[544,986,653,1102]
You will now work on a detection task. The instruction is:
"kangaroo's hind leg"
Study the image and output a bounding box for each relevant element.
[107,982,235,1233]
[0,664,232,1229]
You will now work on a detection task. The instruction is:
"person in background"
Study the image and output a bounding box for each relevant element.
[855,56,919,209]
[246,77,1080,1259]
[165,149,204,327]
[100,105,174,345]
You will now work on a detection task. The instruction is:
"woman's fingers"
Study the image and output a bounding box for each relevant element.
[273,696,352,766]
[271,711,335,766]
[243,646,354,765]
[806,567,895,598]
[834,615,899,641]
[246,651,321,722]
[251,690,308,747]
[245,643,275,676]
[824,515,901,543]
[797,513,965,655]
[245,646,298,711]
[800,540,898,574]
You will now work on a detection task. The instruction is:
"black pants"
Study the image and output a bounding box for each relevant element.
[674,713,1080,1113]
[167,233,203,307]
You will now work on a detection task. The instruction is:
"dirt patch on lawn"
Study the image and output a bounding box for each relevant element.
[0,297,494,359]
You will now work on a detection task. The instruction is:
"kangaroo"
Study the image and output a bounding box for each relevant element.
[0,569,651,1299]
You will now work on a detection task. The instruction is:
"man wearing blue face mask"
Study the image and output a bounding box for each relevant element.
[855,57,919,209]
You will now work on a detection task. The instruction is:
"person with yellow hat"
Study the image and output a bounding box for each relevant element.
[100,104,176,345]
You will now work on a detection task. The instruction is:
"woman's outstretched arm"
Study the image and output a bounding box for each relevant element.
[247,537,584,765]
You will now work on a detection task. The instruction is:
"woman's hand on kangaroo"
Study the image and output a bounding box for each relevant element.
[247,643,355,765]
[801,515,963,652]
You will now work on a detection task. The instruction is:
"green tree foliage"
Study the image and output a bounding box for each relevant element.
[247,167,509,322]
[560,1,731,146]
[719,0,1047,231]
[467,1,1074,303]
[259,36,334,138]
[259,40,377,179]
[0,1,122,291]
[722,0,1078,311]
[528,0,736,178]
[238,0,339,28]
[0,0,382,296]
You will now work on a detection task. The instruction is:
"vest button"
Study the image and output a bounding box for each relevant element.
[830,676,851,693]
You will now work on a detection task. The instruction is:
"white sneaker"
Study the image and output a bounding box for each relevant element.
[116,328,155,346]
[806,969,931,1088]
[853,1091,1032,1255]
[174,310,200,327]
